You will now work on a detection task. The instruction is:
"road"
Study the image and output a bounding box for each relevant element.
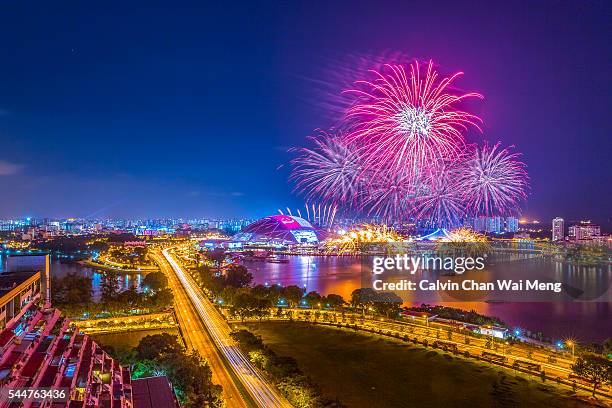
[150,251,249,408]
[157,248,291,408]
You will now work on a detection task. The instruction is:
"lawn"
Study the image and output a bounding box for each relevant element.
[91,328,181,355]
[243,322,593,408]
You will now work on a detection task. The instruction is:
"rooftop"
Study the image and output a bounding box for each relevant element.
[0,270,38,297]
[132,376,177,408]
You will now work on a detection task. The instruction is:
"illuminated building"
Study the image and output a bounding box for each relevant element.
[0,304,134,407]
[231,215,322,247]
[505,217,519,232]
[552,217,564,241]
[486,217,503,233]
[568,222,600,241]
[472,216,487,232]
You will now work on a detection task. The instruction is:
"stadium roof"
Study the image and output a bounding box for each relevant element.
[233,215,320,245]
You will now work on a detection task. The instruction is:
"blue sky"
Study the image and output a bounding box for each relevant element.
[0,1,610,223]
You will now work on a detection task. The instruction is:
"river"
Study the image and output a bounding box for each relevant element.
[2,253,610,342]
[0,253,143,301]
[242,255,612,343]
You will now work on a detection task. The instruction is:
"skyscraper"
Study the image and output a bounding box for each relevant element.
[506,217,519,232]
[552,217,564,241]
[486,217,503,233]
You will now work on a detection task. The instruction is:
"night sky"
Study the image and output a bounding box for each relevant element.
[0,1,610,223]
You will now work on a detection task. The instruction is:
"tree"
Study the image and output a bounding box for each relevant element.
[52,272,92,304]
[323,294,345,309]
[135,333,184,361]
[254,298,273,321]
[252,284,282,305]
[163,351,221,408]
[203,249,227,268]
[231,292,258,321]
[224,265,253,288]
[351,288,377,315]
[304,291,322,308]
[116,287,141,306]
[150,288,173,308]
[230,329,264,352]
[133,337,222,407]
[100,272,120,301]
[143,272,168,292]
[372,292,403,318]
[571,354,612,396]
[282,286,305,307]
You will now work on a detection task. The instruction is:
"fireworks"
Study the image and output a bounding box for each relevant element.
[345,60,482,178]
[362,170,420,223]
[443,227,488,243]
[325,224,403,254]
[289,58,529,225]
[413,162,466,226]
[279,202,338,229]
[290,131,364,205]
[459,143,529,216]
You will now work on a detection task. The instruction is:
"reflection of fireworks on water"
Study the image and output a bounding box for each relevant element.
[325,224,403,254]
[290,131,364,206]
[459,143,529,216]
[345,60,482,178]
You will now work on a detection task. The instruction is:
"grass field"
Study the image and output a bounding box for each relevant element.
[91,328,180,355]
[243,322,594,408]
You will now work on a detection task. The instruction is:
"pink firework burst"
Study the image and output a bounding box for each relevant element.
[459,142,529,216]
[290,131,364,205]
[345,60,482,179]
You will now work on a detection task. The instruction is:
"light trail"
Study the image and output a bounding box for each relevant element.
[161,249,291,408]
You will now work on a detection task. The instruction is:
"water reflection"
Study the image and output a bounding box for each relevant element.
[0,254,143,301]
[243,255,612,342]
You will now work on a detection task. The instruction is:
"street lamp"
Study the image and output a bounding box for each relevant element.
[566,340,575,357]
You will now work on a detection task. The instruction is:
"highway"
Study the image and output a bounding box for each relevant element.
[159,248,291,408]
[150,251,249,407]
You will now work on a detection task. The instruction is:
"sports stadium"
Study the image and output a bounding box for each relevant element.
[231,215,322,247]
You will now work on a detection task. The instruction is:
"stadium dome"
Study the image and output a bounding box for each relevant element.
[232,215,321,245]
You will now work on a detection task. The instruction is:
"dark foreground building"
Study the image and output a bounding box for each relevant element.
[132,376,179,408]
[0,255,176,408]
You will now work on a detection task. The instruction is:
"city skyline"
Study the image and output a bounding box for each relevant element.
[0,1,610,223]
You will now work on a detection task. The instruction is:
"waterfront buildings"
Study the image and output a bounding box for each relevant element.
[552,217,564,241]
[470,216,519,233]
[568,222,601,241]
[506,217,519,233]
